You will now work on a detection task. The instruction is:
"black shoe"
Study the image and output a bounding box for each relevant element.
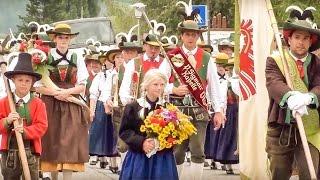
[100,161,107,169]
[226,169,234,175]
[186,157,191,163]
[204,161,209,167]
[39,171,43,178]
[210,162,217,170]
[110,166,119,174]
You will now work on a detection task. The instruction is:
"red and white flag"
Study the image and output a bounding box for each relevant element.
[238,0,273,179]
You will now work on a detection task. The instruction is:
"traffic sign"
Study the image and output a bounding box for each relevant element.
[192,5,208,27]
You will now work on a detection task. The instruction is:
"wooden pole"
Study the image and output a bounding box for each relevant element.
[265,0,317,179]
[234,0,240,74]
[0,63,31,180]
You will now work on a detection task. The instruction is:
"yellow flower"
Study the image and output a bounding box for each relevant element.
[140,125,146,132]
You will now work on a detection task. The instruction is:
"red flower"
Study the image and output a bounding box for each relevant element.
[159,118,168,128]
[19,42,27,52]
[132,72,139,82]
[32,55,42,65]
[150,117,159,124]
[167,136,176,144]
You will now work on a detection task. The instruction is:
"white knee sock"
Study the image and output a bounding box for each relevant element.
[51,172,58,180]
[62,170,73,180]
[191,162,204,180]
[111,157,117,167]
[176,164,184,178]
[119,152,127,170]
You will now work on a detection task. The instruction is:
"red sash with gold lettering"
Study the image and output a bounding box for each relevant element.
[167,47,208,111]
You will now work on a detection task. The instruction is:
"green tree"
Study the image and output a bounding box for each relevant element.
[17,0,100,33]
[271,0,320,27]
[105,0,137,34]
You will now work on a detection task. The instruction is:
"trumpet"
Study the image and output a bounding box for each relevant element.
[132,65,142,100]
[112,72,119,107]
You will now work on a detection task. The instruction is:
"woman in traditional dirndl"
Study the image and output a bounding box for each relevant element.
[36,23,90,180]
[119,69,178,180]
[88,52,117,169]
[205,58,239,174]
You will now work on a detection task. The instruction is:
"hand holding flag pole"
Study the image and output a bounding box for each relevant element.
[265,0,317,179]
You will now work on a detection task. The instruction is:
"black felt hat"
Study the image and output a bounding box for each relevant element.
[4,53,42,81]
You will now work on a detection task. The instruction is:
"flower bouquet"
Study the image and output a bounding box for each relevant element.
[140,104,197,157]
[30,49,88,108]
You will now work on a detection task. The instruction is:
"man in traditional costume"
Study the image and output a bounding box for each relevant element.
[265,6,320,179]
[159,19,225,179]
[119,34,163,105]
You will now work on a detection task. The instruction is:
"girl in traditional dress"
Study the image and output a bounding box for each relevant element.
[205,54,239,174]
[100,47,124,173]
[88,50,119,170]
[119,69,178,180]
[36,23,89,180]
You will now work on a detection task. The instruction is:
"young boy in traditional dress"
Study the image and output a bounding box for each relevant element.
[0,52,48,180]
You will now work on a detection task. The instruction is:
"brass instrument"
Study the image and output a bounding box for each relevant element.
[133,65,142,100]
[112,71,119,107]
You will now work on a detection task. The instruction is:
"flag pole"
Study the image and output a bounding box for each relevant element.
[0,63,31,180]
[234,0,240,74]
[265,0,317,179]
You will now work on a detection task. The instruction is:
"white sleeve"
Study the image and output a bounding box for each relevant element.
[159,59,173,94]
[219,80,228,110]
[207,58,224,112]
[100,71,114,103]
[119,59,134,105]
[89,73,102,100]
[230,70,240,96]
[76,54,89,85]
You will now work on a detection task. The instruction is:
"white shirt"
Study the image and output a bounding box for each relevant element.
[89,70,112,102]
[14,92,31,103]
[37,48,89,86]
[159,45,224,112]
[289,50,308,62]
[100,68,121,103]
[119,53,161,105]
[229,69,240,96]
[217,73,229,110]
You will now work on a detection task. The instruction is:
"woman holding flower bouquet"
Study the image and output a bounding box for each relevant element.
[119,69,190,180]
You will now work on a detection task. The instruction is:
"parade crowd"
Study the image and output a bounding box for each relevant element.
[0,2,320,180]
